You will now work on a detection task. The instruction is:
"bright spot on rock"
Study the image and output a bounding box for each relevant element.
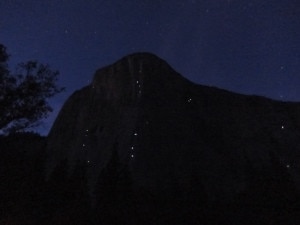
[83,144,86,147]
[281,125,285,129]
[286,164,290,168]
[188,98,192,103]
[134,133,138,136]
[131,154,134,158]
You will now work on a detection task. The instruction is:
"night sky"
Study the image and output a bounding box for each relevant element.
[1,0,299,135]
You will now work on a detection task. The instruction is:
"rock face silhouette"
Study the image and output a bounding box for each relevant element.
[47,53,300,199]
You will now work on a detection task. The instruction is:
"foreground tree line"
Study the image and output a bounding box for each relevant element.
[0,132,300,225]
[0,44,64,134]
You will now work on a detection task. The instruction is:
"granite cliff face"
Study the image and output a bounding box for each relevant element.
[47,53,300,200]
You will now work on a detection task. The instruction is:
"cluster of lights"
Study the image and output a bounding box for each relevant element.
[130,145,135,158]
[83,129,89,148]
[187,98,192,103]
[279,123,292,169]
[136,64,142,98]
[83,129,90,164]
[130,131,139,159]
[136,80,142,98]
[139,63,143,74]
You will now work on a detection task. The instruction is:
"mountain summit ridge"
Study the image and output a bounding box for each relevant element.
[90,52,190,106]
[47,52,300,200]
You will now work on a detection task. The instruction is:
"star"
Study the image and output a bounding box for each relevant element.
[2,0,299,136]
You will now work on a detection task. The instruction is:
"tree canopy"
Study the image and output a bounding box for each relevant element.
[0,44,64,133]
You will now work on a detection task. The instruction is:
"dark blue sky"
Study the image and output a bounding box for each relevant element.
[1,0,299,135]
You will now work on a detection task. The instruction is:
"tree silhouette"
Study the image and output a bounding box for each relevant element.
[0,43,64,133]
[94,145,134,225]
[66,160,92,225]
[44,159,70,224]
[186,172,208,223]
[0,132,46,225]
